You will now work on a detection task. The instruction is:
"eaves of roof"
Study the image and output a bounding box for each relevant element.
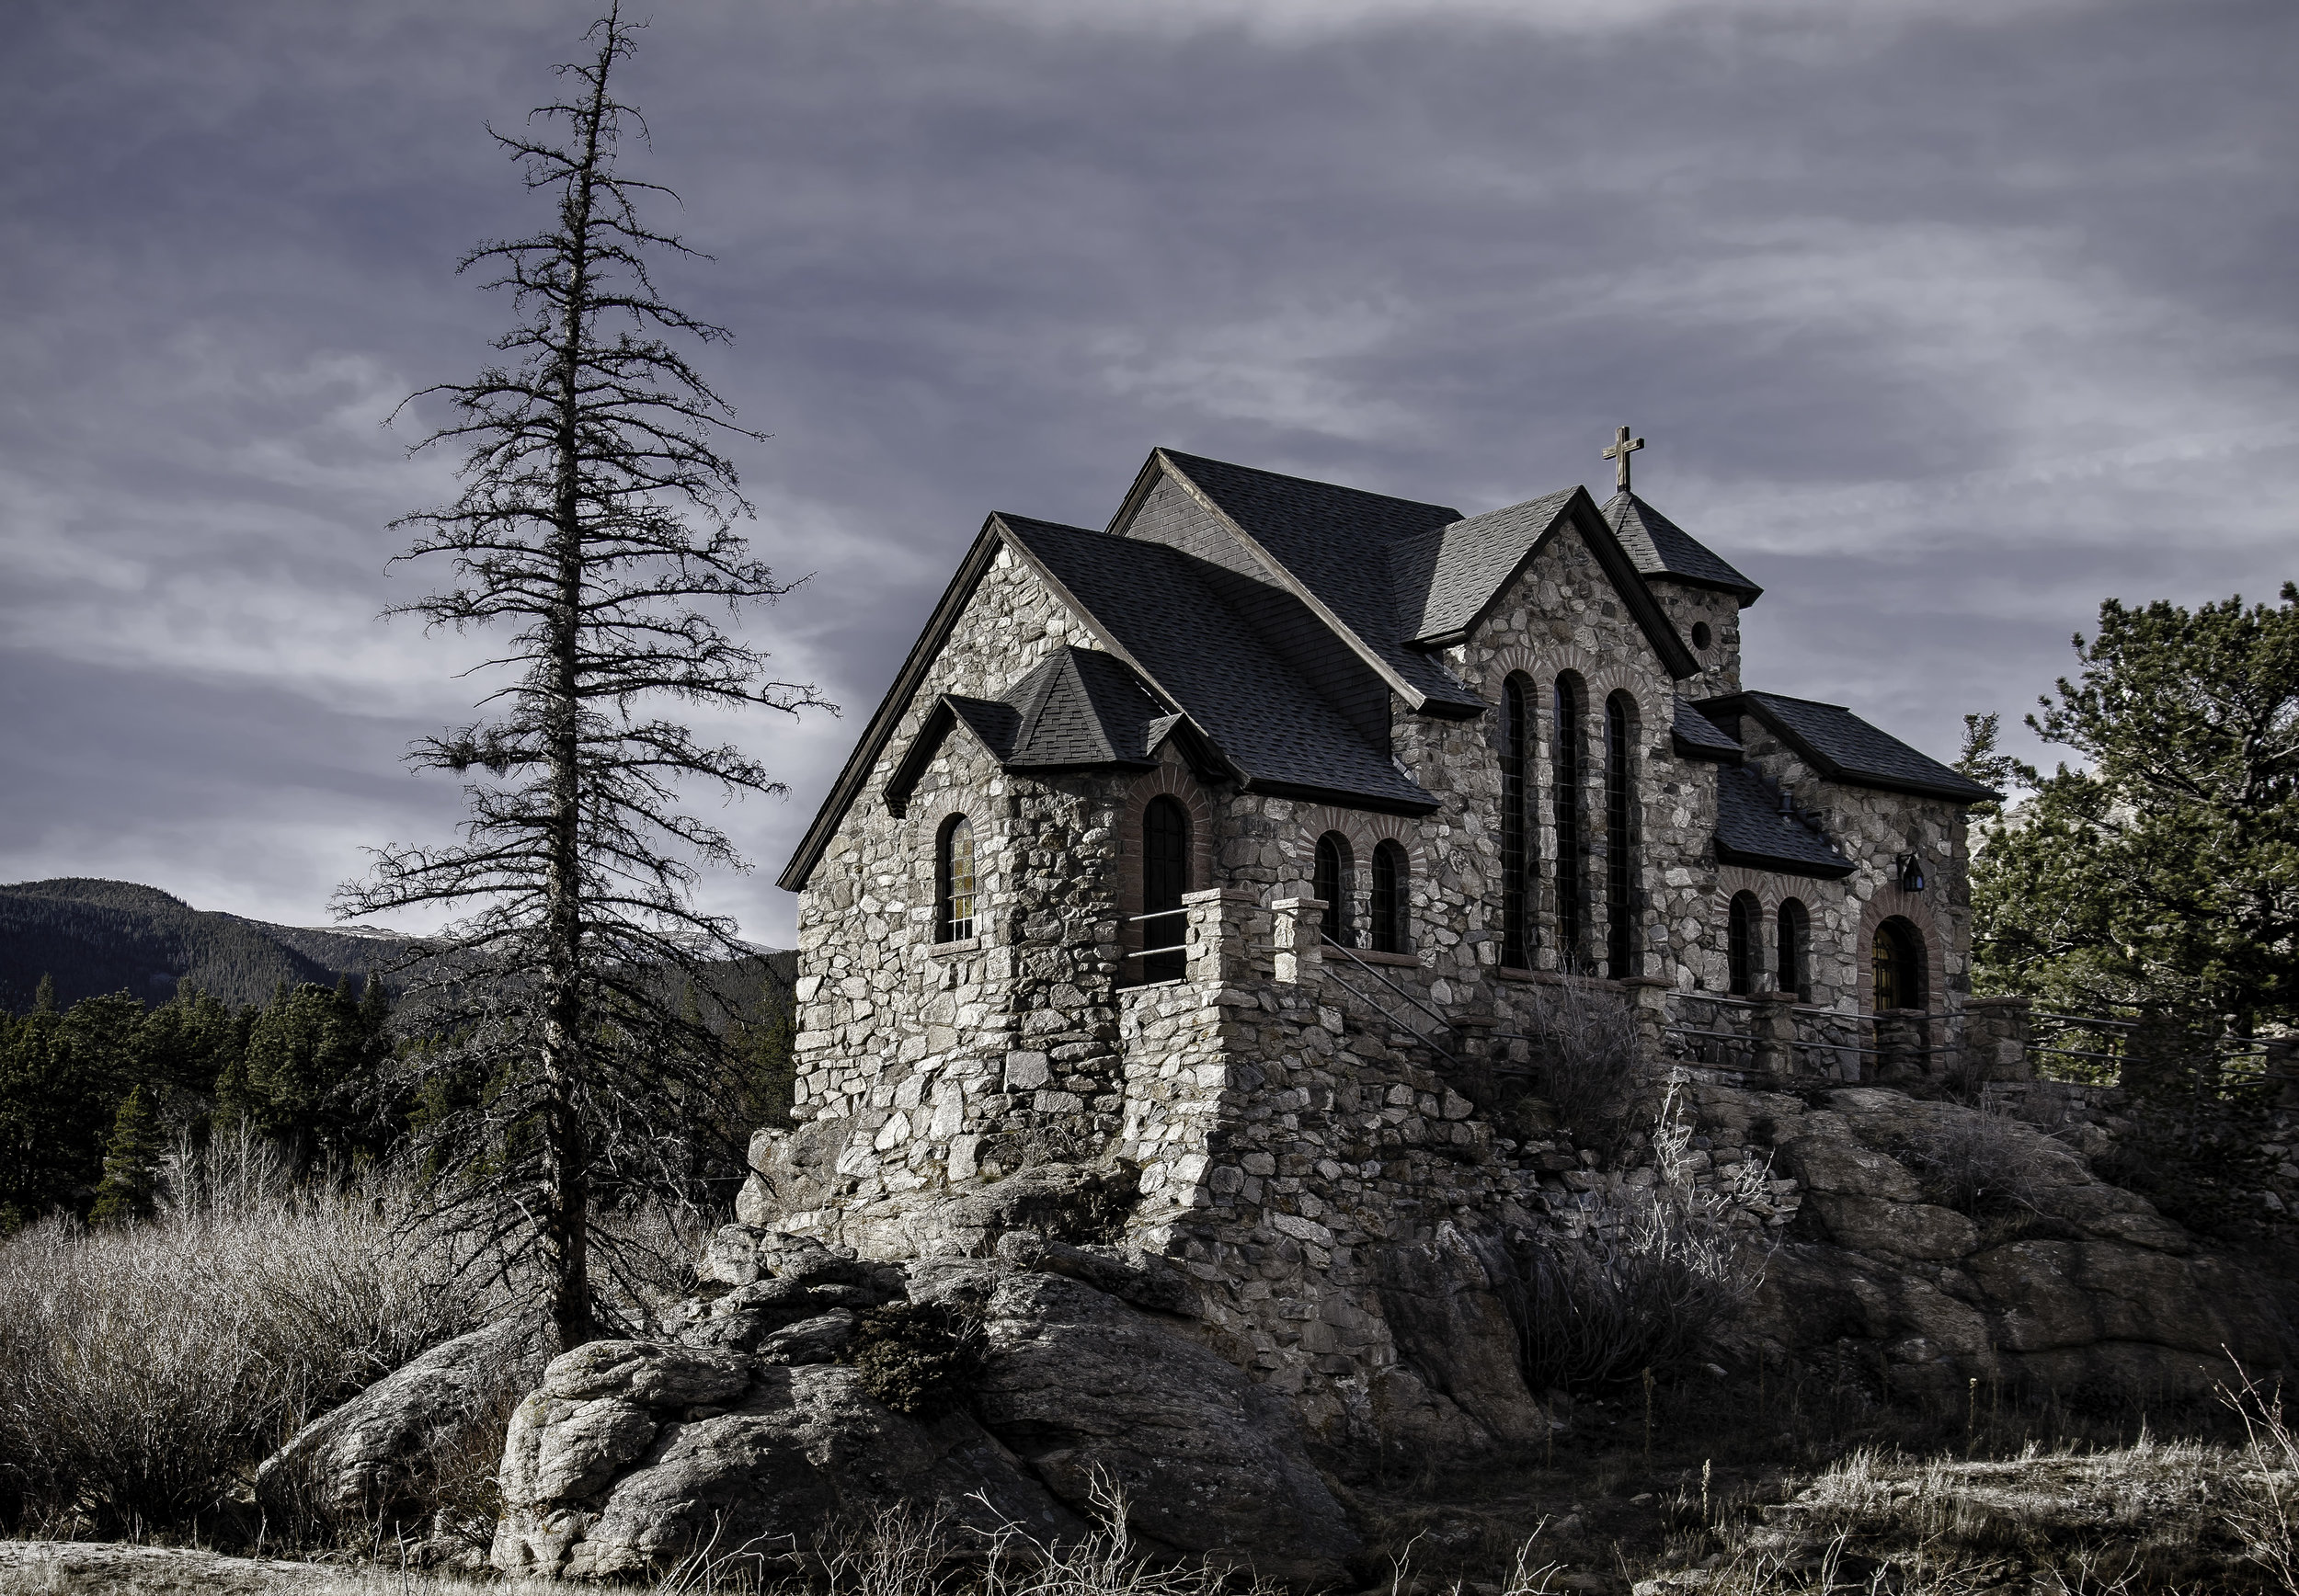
[1604,492,1763,604]
[1001,516,1440,815]
[1672,698,1744,762]
[777,519,1013,892]
[1701,690,2003,805]
[1713,764,1855,879]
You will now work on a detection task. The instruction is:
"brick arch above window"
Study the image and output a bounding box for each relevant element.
[1274,805,1428,896]
[1856,884,1948,1017]
[1116,761,1218,952]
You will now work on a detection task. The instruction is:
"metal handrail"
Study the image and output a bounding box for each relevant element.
[1312,934,1463,1066]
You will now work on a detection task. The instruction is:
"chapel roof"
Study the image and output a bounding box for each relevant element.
[777,447,1818,891]
[1001,516,1436,812]
[1701,690,2002,804]
[1712,764,1856,878]
[883,643,1217,816]
[1604,491,1764,602]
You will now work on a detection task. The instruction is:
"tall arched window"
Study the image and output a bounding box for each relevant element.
[1777,898,1811,1002]
[935,815,977,942]
[1871,918,1923,1012]
[1371,840,1409,954]
[1726,891,1761,996]
[1604,690,1638,980]
[1553,673,1587,968]
[1312,831,1352,947]
[1500,673,1538,970]
[1140,795,1191,983]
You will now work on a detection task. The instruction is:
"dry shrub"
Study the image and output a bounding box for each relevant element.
[1900,1108,2058,1222]
[2220,1362,2299,1588]
[1499,1088,1771,1392]
[840,1302,988,1419]
[1516,978,1644,1157]
[0,1135,490,1538]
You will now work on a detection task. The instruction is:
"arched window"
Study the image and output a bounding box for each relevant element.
[1604,690,1638,980]
[1371,840,1409,954]
[1312,831,1352,948]
[1871,918,1923,1012]
[1726,891,1761,996]
[1777,898,1811,1002]
[1140,795,1191,983]
[935,815,977,942]
[1553,673,1587,968]
[1500,673,1538,970]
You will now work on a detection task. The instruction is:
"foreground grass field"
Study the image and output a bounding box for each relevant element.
[10,1421,2298,1596]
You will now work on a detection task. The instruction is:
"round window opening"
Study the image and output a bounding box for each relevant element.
[1691,621,1713,650]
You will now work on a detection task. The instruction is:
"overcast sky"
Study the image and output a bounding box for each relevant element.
[2,0,2292,947]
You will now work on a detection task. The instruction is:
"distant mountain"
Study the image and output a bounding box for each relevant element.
[0,878,420,1012]
[0,877,795,1018]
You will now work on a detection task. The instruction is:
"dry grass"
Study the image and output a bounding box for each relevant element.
[0,1138,496,1540]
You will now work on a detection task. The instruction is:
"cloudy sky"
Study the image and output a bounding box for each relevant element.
[2,0,2292,947]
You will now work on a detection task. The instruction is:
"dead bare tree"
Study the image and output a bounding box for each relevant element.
[338,6,825,1352]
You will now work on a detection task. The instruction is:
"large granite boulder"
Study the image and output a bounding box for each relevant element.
[255,1313,546,1532]
[494,1253,1355,1586]
[966,1269,1359,1584]
[491,1340,1075,1580]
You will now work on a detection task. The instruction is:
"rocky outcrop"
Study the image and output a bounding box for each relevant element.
[256,1313,545,1531]
[493,1241,1356,1586]
[1704,1085,2296,1402]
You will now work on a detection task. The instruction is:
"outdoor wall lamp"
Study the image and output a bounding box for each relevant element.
[1897,851,1927,893]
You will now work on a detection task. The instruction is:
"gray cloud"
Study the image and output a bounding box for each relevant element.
[2,0,2292,944]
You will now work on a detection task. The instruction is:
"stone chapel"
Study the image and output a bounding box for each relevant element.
[752,437,2004,1445]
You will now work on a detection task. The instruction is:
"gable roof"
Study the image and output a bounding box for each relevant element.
[1605,492,1763,603]
[1001,517,1438,814]
[1713,764,1856,878]
[1392,487,1577,641]
[1393,487,1700,676]
[1132,450,1486,716]
[1703,690,2001,804]
[883,644,1217,817]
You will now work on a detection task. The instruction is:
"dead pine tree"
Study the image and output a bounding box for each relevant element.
[339,6,825,1353]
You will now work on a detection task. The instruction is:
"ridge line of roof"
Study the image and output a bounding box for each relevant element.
[1152,450,1439,712]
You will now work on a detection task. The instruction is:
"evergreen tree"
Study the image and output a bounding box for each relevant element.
[90,1085,165,1224]
[1973,586,2299,1032]
[339,8,824,1350]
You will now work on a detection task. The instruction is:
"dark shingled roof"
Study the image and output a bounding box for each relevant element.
[1605,492,1762,602]
[1713,764,1855,878]
[1003,517,1437,813]
[999,645,1172,767]
[1157,451,1484,713]
[887,646,1197,814]
[1394,488,1578,642]
[1672,698,1744,761]
[1715,690,2001,804]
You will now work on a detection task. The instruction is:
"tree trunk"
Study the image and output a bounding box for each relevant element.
[538,63,612,1357]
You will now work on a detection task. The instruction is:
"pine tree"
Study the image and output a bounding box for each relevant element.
[91,1085,164,1224]
[1973,586,2299,1032]
[338,8,824,1351]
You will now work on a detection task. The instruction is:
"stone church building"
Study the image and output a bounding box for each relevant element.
[757,438,2001,1451]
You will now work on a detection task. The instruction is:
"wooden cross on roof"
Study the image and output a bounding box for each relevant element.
[1602,425,1644,494]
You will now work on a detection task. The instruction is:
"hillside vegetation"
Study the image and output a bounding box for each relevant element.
[0,878,411,1013]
